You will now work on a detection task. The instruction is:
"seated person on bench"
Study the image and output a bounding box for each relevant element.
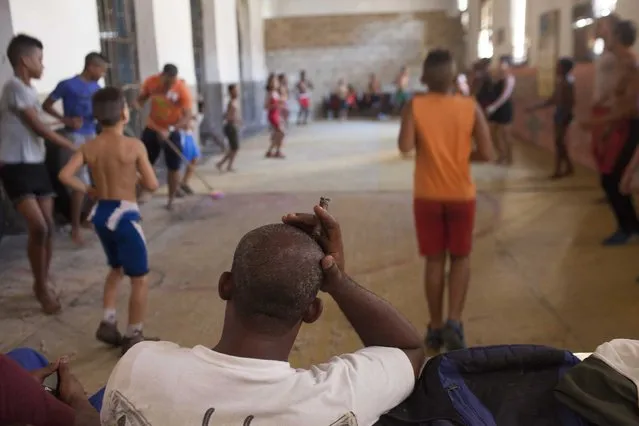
[101,204,425,425]
[0,347,101,425]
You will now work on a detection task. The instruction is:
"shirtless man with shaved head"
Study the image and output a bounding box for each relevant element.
[101,204,425,426]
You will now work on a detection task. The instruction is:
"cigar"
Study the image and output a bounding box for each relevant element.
[313,196,331,237]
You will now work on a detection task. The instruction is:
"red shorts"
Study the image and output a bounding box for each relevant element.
[268,111,282,132]
[299,97,310,109]
[413,198,476,257]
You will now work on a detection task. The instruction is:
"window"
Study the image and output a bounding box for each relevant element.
[593,0,616,18]
[458,0,469,31]
[592,0,617,57]
[478,0,494,58]
[96,0,141,134]
[511,0,527,63]
[96,0,139,86]
[191,0,206,94]
[572,2,595,62]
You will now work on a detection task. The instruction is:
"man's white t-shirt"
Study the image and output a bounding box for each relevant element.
[100,342,415,426]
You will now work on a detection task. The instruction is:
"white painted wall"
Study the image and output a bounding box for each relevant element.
[8,0,101,94]
[262,0,451,18]
[152,0,197,86]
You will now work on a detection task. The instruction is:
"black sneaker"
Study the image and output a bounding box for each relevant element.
[180,183,194,195]
[120,331,160,356]
[95,321,123,346]
[442,320,467,351]
[425,325,443,352]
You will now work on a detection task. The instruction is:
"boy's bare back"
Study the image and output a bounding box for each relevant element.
[83,133,150,202]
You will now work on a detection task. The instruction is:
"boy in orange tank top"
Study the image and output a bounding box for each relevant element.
[398,49,494,351]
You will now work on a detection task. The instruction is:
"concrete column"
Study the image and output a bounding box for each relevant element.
[466,0,480,66]
[134,0,159,80]
[199,0,265,134]
[0,0,14,83]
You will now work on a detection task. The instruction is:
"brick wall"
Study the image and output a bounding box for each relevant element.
[264,11,465,106]
[511,64,596,170]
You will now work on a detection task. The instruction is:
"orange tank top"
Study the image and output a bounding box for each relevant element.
[412,93,476,201]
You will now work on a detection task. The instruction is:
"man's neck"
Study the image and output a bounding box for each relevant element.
[14,69,31,86]
[79,70,93,82]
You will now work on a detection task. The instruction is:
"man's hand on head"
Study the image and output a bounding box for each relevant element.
[282,204,344,271]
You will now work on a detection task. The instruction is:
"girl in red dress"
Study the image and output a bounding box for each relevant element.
[265,74,285,158]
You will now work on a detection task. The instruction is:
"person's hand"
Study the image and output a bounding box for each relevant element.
[29,359,60,384]
[86,186,98,200]
[57,357,87,407]
[62,117,83,130]
[282,205,345,273]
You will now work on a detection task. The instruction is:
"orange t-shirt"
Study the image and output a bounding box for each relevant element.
[141,74,192,131]
[411,93,476,201]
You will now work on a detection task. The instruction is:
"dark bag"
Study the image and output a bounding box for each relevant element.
[378,345,589,426]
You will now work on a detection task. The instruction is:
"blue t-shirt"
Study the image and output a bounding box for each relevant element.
[50,75,101,135]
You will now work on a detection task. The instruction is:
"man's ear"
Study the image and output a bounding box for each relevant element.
[302,297,323,324]
[218,272,233,301]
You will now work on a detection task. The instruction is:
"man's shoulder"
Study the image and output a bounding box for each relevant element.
[116,341,183,369]
[309,347,412,377]
[142,73,161,87]
[3,77,27,93]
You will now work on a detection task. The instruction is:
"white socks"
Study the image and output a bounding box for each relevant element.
[103,309,117,324]
[125,323,143,338]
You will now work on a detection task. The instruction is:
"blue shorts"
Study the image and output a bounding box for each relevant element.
[88,200,148,277]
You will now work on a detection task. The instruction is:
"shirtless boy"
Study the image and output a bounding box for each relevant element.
[216,84,241,172]
[59,87,159,355]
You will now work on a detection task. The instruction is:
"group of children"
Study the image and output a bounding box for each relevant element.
[264,70,315,158]
[0,31,317,355]
[0,34,161,354]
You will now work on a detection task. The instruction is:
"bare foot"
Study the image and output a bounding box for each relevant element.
[227,167,237,173]
[70,228,85,246]
[165,202,174,211]
[33,286,61,315]
[216,162,224,173]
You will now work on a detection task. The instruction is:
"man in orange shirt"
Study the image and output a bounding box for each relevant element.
[398,49,494,351]
[136,64,193,209]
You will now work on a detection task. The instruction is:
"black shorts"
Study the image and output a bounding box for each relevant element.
[0,163,55,204]
[224,124,239,152]
[488,102,514,125]
[141,127,182,171]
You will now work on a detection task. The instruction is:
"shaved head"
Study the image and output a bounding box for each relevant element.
[231,224,324,327]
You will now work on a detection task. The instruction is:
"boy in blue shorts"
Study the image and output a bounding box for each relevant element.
[59,87,159,355]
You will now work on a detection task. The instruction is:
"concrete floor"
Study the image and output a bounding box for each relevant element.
[1,120,638,394]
